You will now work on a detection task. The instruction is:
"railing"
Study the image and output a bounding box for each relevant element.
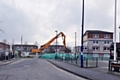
[56,56,98,68]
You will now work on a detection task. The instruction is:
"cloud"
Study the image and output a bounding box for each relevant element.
[0,0,119,47]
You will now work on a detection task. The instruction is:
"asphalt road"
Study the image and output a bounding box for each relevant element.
[0,58,86,80]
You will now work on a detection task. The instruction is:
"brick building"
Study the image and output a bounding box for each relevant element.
[0,42,10,52]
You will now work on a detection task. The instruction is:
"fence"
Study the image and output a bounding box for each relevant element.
[57,56,98,68]
[40,53,110,68]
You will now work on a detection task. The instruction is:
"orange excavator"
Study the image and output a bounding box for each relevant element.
[31,32,66,53]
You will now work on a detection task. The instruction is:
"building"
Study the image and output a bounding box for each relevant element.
[43,45,71,53]
[81,30,113,58]
[12,44,38,52]
[0,42,10,52]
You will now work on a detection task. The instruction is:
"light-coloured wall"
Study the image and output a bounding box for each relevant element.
[83,34,88,41]
[86,39,113,54]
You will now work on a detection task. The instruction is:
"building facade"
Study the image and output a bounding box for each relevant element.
[84,30,113,58]
[12,44,38,52]
[0,42,10,52]
[74,30,113,59]
[43,45,71,53]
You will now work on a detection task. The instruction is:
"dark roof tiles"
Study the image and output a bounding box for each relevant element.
[84,30,113,36]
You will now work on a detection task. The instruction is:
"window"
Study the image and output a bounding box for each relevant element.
[93,34,99,38]
[104,41,109,44]
[103,47,109,51]
[93,41,99,44]
[84,47,87,50]
[17,46,19,48]
[93,47,99,51]
[104,35,110,38]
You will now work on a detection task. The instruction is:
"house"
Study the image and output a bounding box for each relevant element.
[0,42,10,52]
[43,45,71,53]
[12,44,38,52]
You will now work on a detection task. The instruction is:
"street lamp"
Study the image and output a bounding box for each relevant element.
[75,32,77,64]
[55,30,58,53]
[75,32,76,57]
[80,0,84,67]
[21,35,23,45]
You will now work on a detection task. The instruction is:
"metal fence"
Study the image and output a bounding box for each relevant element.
[56,57,98,68]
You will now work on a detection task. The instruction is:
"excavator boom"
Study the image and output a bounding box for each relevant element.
[31,32,66,53]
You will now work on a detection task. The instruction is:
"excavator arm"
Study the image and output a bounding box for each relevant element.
[31,32,66,53]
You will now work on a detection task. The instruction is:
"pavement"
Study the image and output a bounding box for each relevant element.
[0,58,21,66]
[47,59,120,80]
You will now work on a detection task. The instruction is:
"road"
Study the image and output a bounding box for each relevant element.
[0,58,86,80]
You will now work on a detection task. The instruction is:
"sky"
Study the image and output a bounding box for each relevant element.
[0,0,120,48]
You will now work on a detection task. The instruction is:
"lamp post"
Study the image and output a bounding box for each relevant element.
[113,0,117,61]
[75,32,76,57]
[75,32,77,64]
[21,35,23,45]
[55,30,58,54]
[80,0,84,67]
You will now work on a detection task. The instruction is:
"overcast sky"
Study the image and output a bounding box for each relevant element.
[0,0,120,47]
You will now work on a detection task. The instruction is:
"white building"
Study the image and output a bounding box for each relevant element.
[75,30,113,59]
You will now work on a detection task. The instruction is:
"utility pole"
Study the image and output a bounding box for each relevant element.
[55,30,58,59]
[75,32,77,64]
[55,30,58,53]
[80,0,85,67]
[21,35,23,45]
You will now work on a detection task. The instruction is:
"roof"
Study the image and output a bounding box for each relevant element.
[13,44,38,47]
[0,42,10,46]
[47,45,65,47]
[84,30,113,36]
